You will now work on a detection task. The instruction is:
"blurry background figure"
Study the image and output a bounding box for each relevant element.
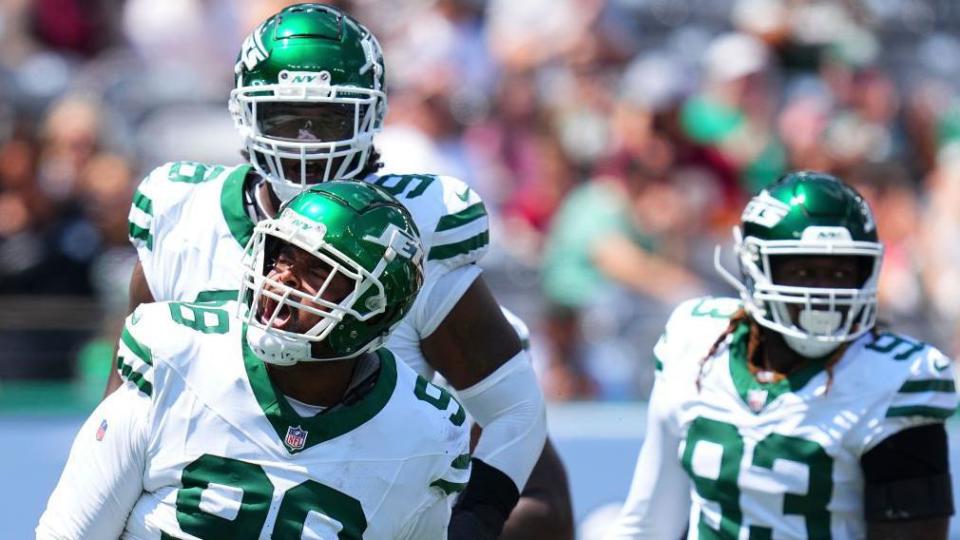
[1,0,959,399]
[540,150,705,401]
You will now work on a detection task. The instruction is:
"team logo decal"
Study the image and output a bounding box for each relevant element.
[364,223,423,264]
[858,198,876,233]
[279,70,331,86]
[239,24,269,71]
[742,191,790,228]
[285,425,308,451]
[747,389,768,413]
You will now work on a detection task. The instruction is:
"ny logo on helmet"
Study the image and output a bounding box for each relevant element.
[279,70,332,87]
[742,191,790,228]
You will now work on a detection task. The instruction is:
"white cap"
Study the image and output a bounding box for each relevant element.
[704,32,769,82]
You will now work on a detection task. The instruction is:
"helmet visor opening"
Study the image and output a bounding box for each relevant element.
[257,102,356,143]
[768,254,875,290]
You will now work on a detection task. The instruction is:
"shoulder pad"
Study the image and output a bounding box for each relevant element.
[127,161,237,252]
[116,302,171,397]
[117,301,236,397]
[655,297,742,375]
[870,335,959,422]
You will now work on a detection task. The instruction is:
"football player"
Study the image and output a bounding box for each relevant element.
[607,171,957,539]
[39,182,471,539]
[108,4,570,539]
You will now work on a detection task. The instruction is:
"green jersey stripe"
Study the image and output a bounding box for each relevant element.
[128,222,153,250]
[132,191,153,216]
[886,405,956,419]
[451,453,471,470]
[428,231,489,261]
[430,479,468,496]
[220,165,255,247]
[117,357,153,397]
[898,379,956,393]
[121,326,153,365]
[436,203,486,232]
[654,354,664,372]
[194,290,240,303]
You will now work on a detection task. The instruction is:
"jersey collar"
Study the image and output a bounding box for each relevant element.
[220,164,256,247]
[241,326,398,454]
[727,321,830,413]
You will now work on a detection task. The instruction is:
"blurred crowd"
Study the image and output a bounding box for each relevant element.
[2,0,960,402]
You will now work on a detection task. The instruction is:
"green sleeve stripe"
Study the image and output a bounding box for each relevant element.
[128,222,153,250]
[121,326,153,366]
[430,479,468,496]
[654,354,663,372]
[194,290,239,303]
[451,453,471,470]
[898,379,956,393]
[886,405,956,419]
[132,191,153,216]
[117,357,153,397]
[427,231,489,261]
[436,203,487,232]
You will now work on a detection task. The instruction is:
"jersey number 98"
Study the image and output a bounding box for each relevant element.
[166,454,367,539]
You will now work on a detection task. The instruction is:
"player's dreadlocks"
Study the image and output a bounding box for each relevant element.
[696,308,755,392]
[696,308,849,395]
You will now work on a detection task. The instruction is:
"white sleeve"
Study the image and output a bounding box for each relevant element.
[36,382,151,539]
[606,382,691,540]
[456,351,547,490]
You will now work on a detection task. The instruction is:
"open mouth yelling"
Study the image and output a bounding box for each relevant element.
[258,295,296,331]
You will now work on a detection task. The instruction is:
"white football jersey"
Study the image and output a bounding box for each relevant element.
[647,297,958,540]
[128,162,491,377]
[44,300,470,539]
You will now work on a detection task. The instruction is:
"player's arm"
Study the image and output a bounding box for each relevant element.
[860,346,957,540]
[862,423,952,539]
[103,260,155,397]
[498,439,574,540]
[37,379,151,538]
[607,379,691,539]
[421,276,549,539]
[593,233,704,304]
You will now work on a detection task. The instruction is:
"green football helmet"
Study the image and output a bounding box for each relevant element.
[229,3,387,202]
[239,181,423,364]
[715,171,884,357]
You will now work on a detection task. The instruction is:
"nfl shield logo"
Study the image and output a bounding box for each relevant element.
[747,389,768,413]
[284,425,308,451]
[95,419,108,441]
